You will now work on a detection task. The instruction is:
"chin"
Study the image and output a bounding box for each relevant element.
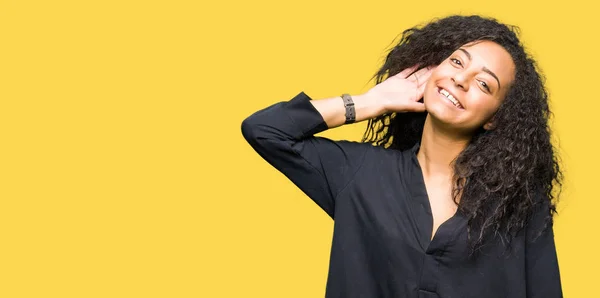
[424,96,463,127]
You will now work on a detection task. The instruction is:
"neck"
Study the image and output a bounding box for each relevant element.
[416,115,471,178]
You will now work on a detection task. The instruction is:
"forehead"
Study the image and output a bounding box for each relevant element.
[456,40,516,88]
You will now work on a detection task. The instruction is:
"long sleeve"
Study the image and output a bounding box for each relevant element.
[241,92,370,218]
[525,197,563,297]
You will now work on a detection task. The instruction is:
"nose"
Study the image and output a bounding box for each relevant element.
[451,71,470,91]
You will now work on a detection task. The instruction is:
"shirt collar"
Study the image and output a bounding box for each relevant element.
[410,141,421,156]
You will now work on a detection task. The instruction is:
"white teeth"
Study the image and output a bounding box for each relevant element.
[439,88,463,109]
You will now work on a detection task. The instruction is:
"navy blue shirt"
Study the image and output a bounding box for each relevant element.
[241,92,562,298]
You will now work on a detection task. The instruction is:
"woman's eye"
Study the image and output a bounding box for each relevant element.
[479,81,490,92]
[450,58,462,66]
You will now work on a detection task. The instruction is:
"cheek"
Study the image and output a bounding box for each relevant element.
[423,80,438,104]
[470,96,502,120]
[431,62,454,78]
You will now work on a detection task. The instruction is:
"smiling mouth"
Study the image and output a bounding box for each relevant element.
[437,87,464,109]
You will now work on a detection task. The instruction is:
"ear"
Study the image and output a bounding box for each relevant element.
[483,119,496,130]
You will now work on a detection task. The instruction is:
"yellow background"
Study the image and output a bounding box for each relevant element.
[1,0,596,297]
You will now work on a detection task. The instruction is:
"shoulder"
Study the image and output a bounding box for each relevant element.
[349,141,416,175]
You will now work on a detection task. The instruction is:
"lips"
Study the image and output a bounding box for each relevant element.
[437,86,464,109]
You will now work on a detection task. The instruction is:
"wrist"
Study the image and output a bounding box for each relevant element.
[353,93,388,117]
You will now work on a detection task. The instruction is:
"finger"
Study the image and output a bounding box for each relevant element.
[416,81,427,98]
[409,102,427,113]
[408,84,427,113]
[407,73,418,85]
[416,70,433,87]
[396,64,420,79]
[406,67,429,84]
[412,66,434,81]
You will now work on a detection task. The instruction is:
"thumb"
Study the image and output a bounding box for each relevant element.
[407,101,426,113]
[406,84,427,112]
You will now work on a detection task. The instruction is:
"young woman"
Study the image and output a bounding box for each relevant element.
[241,15,562,298]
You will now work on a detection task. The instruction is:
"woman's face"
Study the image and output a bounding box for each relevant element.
[423,40,516,133]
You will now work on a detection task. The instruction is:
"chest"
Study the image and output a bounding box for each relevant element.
[421,176,459,240]
[339,155,467,254]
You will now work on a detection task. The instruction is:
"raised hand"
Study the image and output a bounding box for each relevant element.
[363,65,435,113]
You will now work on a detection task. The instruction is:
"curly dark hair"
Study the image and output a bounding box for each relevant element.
[362,15,562,255]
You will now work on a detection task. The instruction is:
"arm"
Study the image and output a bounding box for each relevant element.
[312,64,433,128]
[240,66,433,217]
[240,92,374,217]
[308,93,386,128]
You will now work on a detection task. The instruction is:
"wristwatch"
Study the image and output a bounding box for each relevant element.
[341,93,355,124]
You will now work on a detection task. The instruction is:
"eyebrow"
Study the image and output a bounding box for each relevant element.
[458,48,501,89]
